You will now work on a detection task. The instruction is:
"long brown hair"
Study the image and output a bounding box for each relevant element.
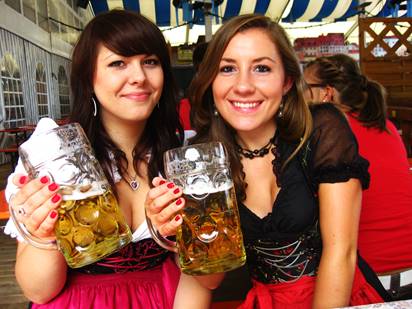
[189,14,312,201]
[70,10,183,192]
[305,54,387,131]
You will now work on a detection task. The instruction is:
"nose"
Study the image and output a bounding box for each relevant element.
[128,63,146,85]
[234,70,255,94]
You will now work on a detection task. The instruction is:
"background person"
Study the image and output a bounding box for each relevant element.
[304,54,412,300]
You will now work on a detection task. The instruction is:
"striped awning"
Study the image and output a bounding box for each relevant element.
[90,0,398,27]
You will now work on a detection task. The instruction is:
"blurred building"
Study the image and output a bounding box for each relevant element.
[294,33,360,63]
[0,0,93,128]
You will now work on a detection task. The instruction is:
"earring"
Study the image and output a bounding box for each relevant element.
[214,107,219,117]
[278,102,284,118]
[91,97,97,117]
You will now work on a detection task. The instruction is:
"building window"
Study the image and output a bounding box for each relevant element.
[58,66,70,118]
[5,0,21,13]
[0,54,26,128]
[37,0,49,32]
[35,62,49,118]
[23,0,36,24]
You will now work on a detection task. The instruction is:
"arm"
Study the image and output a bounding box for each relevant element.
[312,179,362,309]
[16,242,67,304]
[174,272,225,309]
[8,174,66,304]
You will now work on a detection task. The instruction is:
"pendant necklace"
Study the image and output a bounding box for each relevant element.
[123,170,140,191]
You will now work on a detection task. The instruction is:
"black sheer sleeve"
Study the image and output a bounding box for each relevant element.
[309,103,370,189]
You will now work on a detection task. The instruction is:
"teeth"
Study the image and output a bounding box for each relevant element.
[232,102,259,108]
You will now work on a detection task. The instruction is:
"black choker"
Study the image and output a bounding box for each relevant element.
[236,136,275,159]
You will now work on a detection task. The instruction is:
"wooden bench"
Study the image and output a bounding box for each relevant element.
[0,147,18,168]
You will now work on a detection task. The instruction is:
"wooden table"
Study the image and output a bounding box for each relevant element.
[0,126,35,167]
[339,300,412,308]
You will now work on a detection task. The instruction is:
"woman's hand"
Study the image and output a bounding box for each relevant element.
[9,174,62,240]
[145,176,184,236]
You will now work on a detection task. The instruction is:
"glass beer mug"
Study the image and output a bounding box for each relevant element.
[11,122,132,268]
[148,142,246,275]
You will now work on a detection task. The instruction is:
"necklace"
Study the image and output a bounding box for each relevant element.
[236,136,276,159]
[123,170,140,191]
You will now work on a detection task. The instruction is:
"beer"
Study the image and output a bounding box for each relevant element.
[55,188,132,268]
[177,184,246,275]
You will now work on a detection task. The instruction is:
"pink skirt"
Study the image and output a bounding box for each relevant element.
[31,257,180,309]
[238,265,384,309]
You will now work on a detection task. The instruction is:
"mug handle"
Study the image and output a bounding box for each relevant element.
[9,206,58,250]
[145,212,178,253]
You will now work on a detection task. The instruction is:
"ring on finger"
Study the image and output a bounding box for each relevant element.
[17,205,28,217]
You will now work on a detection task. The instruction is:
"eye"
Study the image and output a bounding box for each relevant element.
[254,65,271,73]
[108,60,125,68]
[219,65,235,73]
[143,58,160,66]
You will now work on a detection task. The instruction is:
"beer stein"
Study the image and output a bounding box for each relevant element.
[147,142,246,275]
[11,121,132,268]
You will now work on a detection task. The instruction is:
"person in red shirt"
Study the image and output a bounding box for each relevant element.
[178,42,208,130]
[304,54,412,300]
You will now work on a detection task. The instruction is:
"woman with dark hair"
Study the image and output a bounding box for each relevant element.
[304,54,412,300]
[4,10,211,308]
[146,14,390,308]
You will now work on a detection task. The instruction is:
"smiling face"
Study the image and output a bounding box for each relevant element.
[212,28,292,139]
[93,44,164,127]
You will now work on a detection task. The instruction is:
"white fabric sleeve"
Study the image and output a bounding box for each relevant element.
[3,158,26,242]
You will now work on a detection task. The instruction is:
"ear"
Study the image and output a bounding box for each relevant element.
[322,86,334,102]
[282,76,294,95]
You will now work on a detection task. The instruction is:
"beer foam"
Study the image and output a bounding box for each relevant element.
[183,181,233,195]
[61,181,106,201]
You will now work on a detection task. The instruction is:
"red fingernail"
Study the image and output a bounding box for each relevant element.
[40,176,49,184]
[173,188,180,194]
[48,183,58,191]
[175,215,181,221]
[176,198,182,206]
[19,176,27,184]
[159,180,166,185]
[50,210,58,219]
[167,183,174,189]
[51,194,61,203]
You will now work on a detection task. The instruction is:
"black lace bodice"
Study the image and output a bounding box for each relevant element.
[239,104,370,283]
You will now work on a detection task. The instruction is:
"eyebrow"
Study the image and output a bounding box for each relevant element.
[220,56,276,63]
[102,53,117,61]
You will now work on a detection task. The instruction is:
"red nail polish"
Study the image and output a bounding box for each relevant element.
[48,183,58,191]
[51,194,61,203]
[19,176,27,184]
[176,198,182,206]
[50,210,58,219]
[173,188,180,194]
[175,215,180,221]
[167,183,174,189]
[159,180,166,185]
[40,176,49,184]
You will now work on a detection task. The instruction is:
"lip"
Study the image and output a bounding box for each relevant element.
[121,91,151,101]
[228,100,262,112]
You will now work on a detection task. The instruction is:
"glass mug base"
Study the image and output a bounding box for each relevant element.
[177,186,246,275]
[181,254,246,276]
[56,189,132,268]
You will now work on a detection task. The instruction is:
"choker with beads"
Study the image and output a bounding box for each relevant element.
[236,136,276,159]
